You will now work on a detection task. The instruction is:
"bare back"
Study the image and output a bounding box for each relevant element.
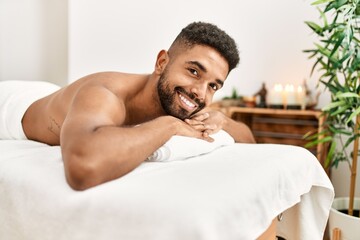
[22,72,154,145]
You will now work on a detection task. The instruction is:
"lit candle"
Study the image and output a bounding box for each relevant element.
[285,84,297,106]
[296,85,306,110]
[267,84,284,106]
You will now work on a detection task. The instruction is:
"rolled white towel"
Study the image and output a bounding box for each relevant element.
[147,130,235,162]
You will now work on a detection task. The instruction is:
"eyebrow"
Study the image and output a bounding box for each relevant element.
[186,61,224,87]
[216,79,224,88]
[187,61,207,72]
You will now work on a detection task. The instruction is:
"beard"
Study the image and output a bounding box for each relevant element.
[157,69,205,120]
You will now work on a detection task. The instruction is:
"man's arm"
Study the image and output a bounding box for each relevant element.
[220,113,256,143]
[185,109,256,143]
[60,85,208,190]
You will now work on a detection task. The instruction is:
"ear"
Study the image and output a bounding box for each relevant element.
[155,50,169,74]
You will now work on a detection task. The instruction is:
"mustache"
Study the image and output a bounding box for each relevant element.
[175,86,205,109]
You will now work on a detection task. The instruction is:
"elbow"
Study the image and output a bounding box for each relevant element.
[66,167,95,191]
[64,154,99,191]
[67,174,93,191]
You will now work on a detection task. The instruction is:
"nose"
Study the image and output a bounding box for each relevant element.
[191,83,207,101]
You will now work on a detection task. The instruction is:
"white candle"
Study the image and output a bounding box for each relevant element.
[267,84,284,105]
[285,84,296,106]
[296,85,306,110]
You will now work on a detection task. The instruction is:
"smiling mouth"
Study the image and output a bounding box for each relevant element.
[178,92,197,110]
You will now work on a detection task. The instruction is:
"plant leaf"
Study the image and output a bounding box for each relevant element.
[328,124,353,135]
[335,92,360,99]
[330,105,349,116]
[304,136,333,148]
[343,133,360,148]
[305,21,324,36]
[330,31,345,57]
[325,140,336,168]
[346,106,360,124]
[311,0,334,6]
[322,100,345,111]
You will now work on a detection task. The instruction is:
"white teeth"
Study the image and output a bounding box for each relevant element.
[179,94,195,108]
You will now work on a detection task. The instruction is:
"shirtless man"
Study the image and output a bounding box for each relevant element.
[14,22,255,190]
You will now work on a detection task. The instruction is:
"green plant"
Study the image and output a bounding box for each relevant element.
[304,0,360,216]
[222,87,242,100]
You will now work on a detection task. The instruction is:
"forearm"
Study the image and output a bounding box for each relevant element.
[222,116,256,143]
[187,109,256,144]
[61,116,180,190]
[95,117,177,162]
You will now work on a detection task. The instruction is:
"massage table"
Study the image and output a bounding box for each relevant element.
[0,133,334,239]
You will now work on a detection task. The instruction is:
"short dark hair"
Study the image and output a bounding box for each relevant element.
[169,21,240,72]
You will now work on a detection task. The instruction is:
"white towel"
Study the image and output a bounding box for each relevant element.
[0,80,60,140]
[147,130,235,162]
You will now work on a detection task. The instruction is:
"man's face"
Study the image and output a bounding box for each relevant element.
[157,45,229,120]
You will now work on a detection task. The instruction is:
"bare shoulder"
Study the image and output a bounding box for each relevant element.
[23,72,147,145]
[65,75,127,124]
[68,72,146,97]
[60,72,148,124]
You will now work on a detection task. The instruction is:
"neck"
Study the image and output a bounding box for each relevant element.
[126,73,166,124]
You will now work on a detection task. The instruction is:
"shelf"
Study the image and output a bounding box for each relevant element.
[212,105,327,168]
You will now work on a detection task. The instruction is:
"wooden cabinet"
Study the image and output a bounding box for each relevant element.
[213,105,327,166]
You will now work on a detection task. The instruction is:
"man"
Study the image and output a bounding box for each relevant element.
[1,22,255,190]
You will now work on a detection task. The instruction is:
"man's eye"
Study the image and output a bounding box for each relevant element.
[189,69,198,76]
[209,83,218,91]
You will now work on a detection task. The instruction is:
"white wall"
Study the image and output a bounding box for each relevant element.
[0,0,68,86]
[68,0,326,105]
[0,0,324,103]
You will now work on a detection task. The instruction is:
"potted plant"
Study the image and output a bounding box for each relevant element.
[220,87,243,107]
[304,0,360,238]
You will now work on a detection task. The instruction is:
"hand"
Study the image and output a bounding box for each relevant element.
[185,110,226,137]
[171,116,214,142]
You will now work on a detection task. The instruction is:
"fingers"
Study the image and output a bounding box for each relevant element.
[191,123,217,141]
[184,118,203,126]
[185,119,205,130]
[201,132,214,142]
[185,119,217,132]
[184,111,221,140]
[186,125,213,142]
[185,112,218,134]
[204,123,217,130]
[190,112,209,121]
[203,127,220,136]
[191,131,213,142]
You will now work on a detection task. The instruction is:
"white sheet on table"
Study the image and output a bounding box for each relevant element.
[0,140,334,240]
